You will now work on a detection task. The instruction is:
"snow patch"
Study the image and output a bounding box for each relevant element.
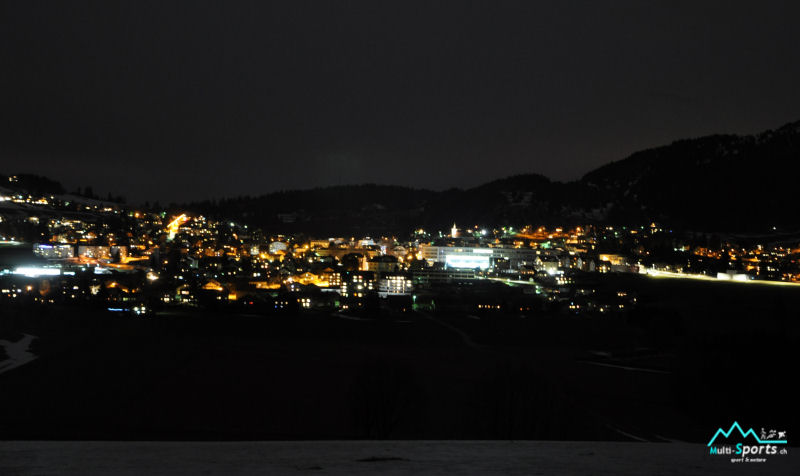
[0,334,38,374]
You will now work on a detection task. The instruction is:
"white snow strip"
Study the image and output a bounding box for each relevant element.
[334,313,372,321]
[607,425,649,442]
[579,360,671,374]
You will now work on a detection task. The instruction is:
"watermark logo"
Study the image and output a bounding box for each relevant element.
[707,421,788,463]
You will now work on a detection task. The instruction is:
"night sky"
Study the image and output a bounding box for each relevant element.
[2,1,799,203]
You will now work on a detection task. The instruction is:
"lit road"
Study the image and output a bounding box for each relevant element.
[643,269,800,287]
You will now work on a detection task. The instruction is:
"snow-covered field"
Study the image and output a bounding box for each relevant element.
[0,334,37,375]
[0,441,794,475]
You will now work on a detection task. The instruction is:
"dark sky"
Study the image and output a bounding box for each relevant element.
[2,1,799,203]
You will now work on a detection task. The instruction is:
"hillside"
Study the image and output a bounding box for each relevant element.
[183,119,800,234]
[4,120,799,234]
[582,120,800,230]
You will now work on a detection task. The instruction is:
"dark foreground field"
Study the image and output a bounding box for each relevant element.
[3,440,797,476]
[0,275,798,441]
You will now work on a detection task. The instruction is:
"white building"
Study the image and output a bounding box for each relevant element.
[33,244,74,259]
[419,244,540,270]
[378,273,413,297]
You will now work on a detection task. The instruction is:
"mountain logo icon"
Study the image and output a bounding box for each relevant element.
[707,422,788,446]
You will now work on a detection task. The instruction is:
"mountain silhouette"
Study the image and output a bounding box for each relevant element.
[5,119,800,234]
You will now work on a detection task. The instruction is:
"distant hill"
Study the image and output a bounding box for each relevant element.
[1,174,65,196]
[581,120,800,230]
[184,184,438,236]
[184,119,800,234]
[4,119,800,234]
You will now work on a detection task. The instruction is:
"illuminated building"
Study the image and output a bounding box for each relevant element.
[340,271,374,298]
[33,243,74,259]
[77,245,111,260]
[318,268,342,287]
[268,241,288,254]
[377,273,413,296]
[365,255,400,273]
[411,266,476,286]
[419,244,540,270]
[308,239,331,249]
[533,255,560,275]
